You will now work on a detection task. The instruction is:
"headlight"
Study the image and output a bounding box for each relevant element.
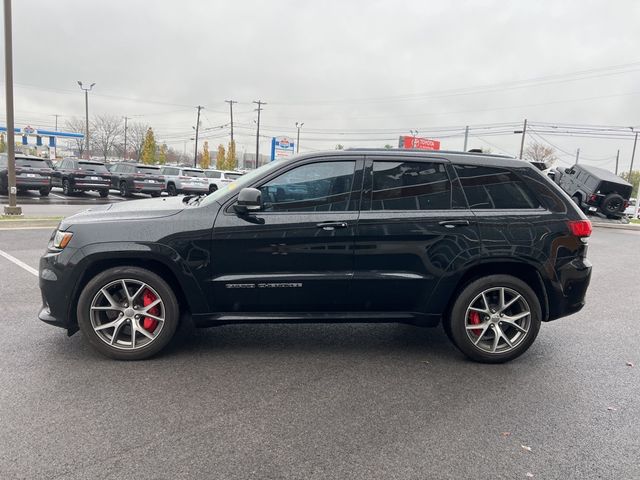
[51,230,73,250]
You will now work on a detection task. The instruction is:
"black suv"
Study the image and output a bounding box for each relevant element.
[51,158,112,197]
[38,150,592,363]
[554,164,632,218]
[109,162,165,197]
[0,153,52,196]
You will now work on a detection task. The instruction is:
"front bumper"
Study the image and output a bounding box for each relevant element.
[38,247,81,334]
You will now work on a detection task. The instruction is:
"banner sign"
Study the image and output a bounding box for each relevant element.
[399,135,441,150]
[271,136,296,160]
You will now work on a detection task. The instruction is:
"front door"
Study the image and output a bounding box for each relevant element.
[210,157,364,313]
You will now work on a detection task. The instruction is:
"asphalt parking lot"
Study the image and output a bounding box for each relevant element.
[0,226,639,479]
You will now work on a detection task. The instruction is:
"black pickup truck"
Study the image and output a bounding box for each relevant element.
[554,164,632,219]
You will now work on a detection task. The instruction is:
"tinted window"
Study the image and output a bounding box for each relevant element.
[206,170,221,179]
[183,169,205,177]
[455,165,541,209]
[79,162,109,173]
[225,173,242,180]
[260,161,355,212]
[371,161,451,210]
[15,157,49,168]
[136,166,160,174]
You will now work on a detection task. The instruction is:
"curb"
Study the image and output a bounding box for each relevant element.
[592,222,640,231]
[0,219,60,230]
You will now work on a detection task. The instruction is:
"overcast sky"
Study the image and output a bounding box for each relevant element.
[1,0,639,170]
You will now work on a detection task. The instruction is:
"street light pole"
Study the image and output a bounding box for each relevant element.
[123,116,129,162]
[193,105,203,167]
[518,119,527,159]
[295,122,304,153]
[629,130,638,177]
[463,125,469,151]
[410,130,418,148]
[253,100,266,165]
[225,100,237,143]
[77,81,95,159]
[3,0,20,215]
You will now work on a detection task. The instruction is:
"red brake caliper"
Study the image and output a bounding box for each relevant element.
[469,310,482,336]
[142,289,159,332]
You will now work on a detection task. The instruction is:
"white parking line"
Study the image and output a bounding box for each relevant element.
[49,192,66,199]
[0,248,38,277]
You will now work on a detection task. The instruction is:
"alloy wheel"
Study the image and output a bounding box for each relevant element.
[465,286,531,354]
[89,279,165,350]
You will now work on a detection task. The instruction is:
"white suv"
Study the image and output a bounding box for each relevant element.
[204,169,243,193]
[160,166,209,196]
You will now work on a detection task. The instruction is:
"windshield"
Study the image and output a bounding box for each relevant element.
[183,169,205,178]
[200,161,284,206]
[79,162,109,173]
[136,166,161,174]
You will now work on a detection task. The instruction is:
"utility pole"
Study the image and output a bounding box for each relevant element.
[225,100,237,143]
[295,122,304,153]
[77,81,95,158]
[253,100,266,165]
[3,0,20,215]
[463,125,469,151]
[123,116,129,162]
[53,114,60,158]
[410,129,418,148]
[615,149,620,175]
[629,131,638,177]
[193,105,203,168]
[575,148,580,164]
[518,119,527,159]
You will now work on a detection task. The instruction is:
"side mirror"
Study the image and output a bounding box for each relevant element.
[234,187,262,214]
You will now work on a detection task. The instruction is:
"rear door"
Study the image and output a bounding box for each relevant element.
[352,156,480,313]
[210,156,364,312]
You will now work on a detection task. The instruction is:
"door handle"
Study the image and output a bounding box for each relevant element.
[316,221,348,231]
[438,219,470,228]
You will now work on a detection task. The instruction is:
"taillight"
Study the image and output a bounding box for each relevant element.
[623,200,630,209]
[589,194,598,202]
[568,220,592,237]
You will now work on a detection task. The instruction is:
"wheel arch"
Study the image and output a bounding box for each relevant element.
[441,261,549,324]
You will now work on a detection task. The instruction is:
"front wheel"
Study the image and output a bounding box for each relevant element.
[39,187,51,197]
[77,267,180,360]
[62,179,73,196]
[209,184,218,193]
[167,184,177,196]
[119,181,131,197]
[99,189,109,198]
[446,275,541,363]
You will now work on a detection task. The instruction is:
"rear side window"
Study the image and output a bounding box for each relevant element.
[455,165,541,209]
[371,161,451,210]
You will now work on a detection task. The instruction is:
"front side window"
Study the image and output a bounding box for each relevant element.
[371,161,451,210]
[455,165,541,209]
[260,161,355,212]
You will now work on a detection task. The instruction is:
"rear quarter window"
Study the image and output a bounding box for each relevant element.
[454,165,541,209]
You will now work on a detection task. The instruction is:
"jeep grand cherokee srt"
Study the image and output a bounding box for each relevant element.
[39,149,592,363]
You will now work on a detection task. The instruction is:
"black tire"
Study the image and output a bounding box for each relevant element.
[62,179,73,196]
[167,183,177,196]
[446,274,541,363]
[119,181,131,197]
[39,187,51,197]
[571,195,581,207]
[77,266,180,360]
[99,189,109,198]
[600,193,625,216]
[150,191,161,198]
[209,184,218,193]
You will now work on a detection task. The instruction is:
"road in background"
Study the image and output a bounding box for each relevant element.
[0,227,638,479]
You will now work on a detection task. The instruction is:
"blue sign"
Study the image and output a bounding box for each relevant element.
[271,136,295,161]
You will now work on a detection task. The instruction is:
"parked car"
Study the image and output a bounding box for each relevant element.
[624,198,639,218]
[39,149,592,363]
[554,164,632,218]
[160,166,209,195]
[0,153,52,196]
[203,169,243,193]
[109,162,165,197]
[51,158,111,197]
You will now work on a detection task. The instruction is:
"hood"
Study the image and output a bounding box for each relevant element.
[60,196,187,229]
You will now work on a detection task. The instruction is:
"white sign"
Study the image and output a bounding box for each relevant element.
[271,136,295,160]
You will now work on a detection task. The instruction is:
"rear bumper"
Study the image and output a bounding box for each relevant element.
[73,182,110,190]
[133,182,164,193]
[17,177,51,188]
[546,256,592,321]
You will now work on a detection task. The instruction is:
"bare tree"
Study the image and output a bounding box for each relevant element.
[127,122,150,162]
[524,141,558,167]
[64,117,87,157]
[91,115,123,161]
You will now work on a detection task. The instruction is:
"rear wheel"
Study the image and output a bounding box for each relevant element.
[600,193,624,216]
[39,187,51,197]
[150,191,161,198]
[99,189,109,198]
[167,183,177,196]
[447,275,541,363]
[77,267,180,360]
[119,181,131,197]
[62,179,73,196]
[209,184,218,193]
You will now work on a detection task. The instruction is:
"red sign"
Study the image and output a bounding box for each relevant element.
[401,136,440,150]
